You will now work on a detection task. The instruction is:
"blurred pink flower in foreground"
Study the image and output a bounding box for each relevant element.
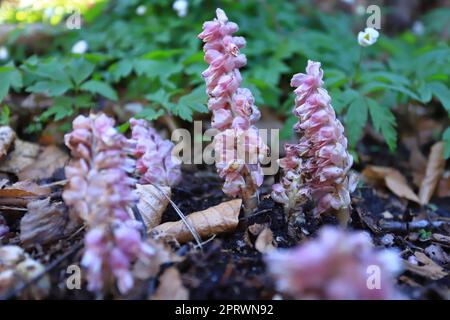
[63,114,154,294]
[272,60,356,216]
[130,118,181,187]
[265,227,403,300]
[199,8,267,211]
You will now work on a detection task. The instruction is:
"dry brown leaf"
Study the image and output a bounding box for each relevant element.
[150,267,188,300]
[135,184,170,230]
[0,139,40,176]
[418,142,445,205]
[255,227,276,253]
[1,180,51,197]
[437,171,450,198]
[0,127,15,159]
[133,238,181,281]
[18,146,68,181]
[362,166,420,203]
[404,252,448,280]
[432,233,450,246]
[152,199,242,243]
[0,181,51,208]
[20,198,79,247]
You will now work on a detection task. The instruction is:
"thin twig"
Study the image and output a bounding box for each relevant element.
[152,184,203,249]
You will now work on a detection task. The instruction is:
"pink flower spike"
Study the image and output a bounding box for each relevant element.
[199,9,268,212]
[129,118,181,187]
[63,113,152,294]
[272,60,355,216]
[265,227,404,300]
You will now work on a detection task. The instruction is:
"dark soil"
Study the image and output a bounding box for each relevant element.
[2,165,449,300]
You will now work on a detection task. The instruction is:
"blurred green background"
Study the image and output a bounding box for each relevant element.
[0,0,449,158]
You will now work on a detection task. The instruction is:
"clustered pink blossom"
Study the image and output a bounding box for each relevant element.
[265,227,403,300]
[63,114,154,294]
[272,60,356,216]
[0,214,8,239]
[129,118,181,187]
[199,8,267,208]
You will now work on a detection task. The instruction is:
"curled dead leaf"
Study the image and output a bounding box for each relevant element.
[0,181,51,208]
[20,198,79,247]
[0,127,15,159]
[150,267,188,300]
[362,166,420,203]
[418,142,445,205]
[255,227,276,253]
[135,184,170,230]
[152,199,242,243]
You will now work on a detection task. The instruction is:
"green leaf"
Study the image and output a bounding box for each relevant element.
[367,98,397,151]
[428,82,450,114]
[0,65,22,102]
[175,86,208,121]
[81,80,118,101]
[0,105,10,126]
[26,80,71,96]
[443,127,450,159]
[141,49,183,60]
[138,108,165,121]
[67,59,95,86]
[345,95,367,147]
[109,59,133,82]
[417,82,432,103]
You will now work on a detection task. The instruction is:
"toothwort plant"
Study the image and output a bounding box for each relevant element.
[265,227,403,299]
[63,114,155,294]
[272,61,356,217]
[130,118,181,188]
[199,8,267,212]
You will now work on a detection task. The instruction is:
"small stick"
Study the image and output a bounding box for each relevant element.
[379,220,446,233]
[152,184,203,249]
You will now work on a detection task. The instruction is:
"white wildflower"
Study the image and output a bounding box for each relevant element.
[412,21,425,36]
[358,27,379,47]
[136,5,147,16]
[0,46,9,60]
[71,40,88,54]
[173,0,188,17]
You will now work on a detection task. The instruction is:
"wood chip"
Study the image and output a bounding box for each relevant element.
[418,142,445,205]
[0,127,15,159]
[362,166,420,203]
[135,184,170,230]
[152,199,242,243]
[150,267,188,300]
[255,227,276,253]
[403,252,448,280]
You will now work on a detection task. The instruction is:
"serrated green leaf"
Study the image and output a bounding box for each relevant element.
[345,95,367,147]
[173,86,208,121]
[68,59,95,86]
[428,82,450,114]
[109,59,133,82]
[138,108,165,121]
[367,98,397,151]
[26,80,71,96]
[443,127,450,159]
[81,80,118,101]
